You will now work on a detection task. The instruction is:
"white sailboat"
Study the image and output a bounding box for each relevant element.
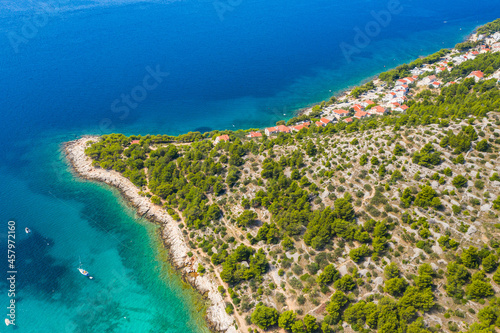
[78,257,93,280]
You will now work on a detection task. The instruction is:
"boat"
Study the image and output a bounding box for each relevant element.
[5,319,11,326]
[78,268,93,280]
[25,227,31,234]
[77,257,93,279]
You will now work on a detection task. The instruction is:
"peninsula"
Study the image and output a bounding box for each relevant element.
[66,19,500,333]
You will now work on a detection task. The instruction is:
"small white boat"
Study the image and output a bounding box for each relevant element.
[5,318,11,326]
[25,227,31,234]
[78,268,93,280]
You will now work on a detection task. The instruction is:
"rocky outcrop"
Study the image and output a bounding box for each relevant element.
[65,136,238,333]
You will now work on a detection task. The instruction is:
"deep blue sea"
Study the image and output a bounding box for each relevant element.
[0,0,499,331]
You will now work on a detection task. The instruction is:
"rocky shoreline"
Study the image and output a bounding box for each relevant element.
[64,136,239,333]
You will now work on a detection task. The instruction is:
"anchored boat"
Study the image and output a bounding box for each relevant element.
[78,268,93,279]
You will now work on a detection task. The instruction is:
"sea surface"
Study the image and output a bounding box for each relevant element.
[0,0,499,332]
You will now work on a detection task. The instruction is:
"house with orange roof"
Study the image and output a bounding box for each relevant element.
[360,100,375,107]
[394,105,409,112]
[130,139,140,145]
[467,70,484,81]
[418,74,437,86]
[265,126,278,136]
[352,104,364,112]
[344,117,353,123]
[276,124,291,133]
[292,122,310,131]
[332,109,349,118]
[383,91,397,101]
[354,110,369,119]
[430,81,443,88]
[215,134,230,144]
[320,117,331,125]
[435,66,447,73]
[315,121,326,127]
[247,131,262,138]
[371,106,388,115]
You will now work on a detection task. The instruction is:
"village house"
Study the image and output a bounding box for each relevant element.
[332,109,349,118]
[393,96,407,104]
[418,74,437,86]
[395,79,407,86]
[467,70,484,81]
[354,110,369,119]
[320,117,332,125]
[383,92,397,102]
[130,139,140,145]
[371,106,388,115]
[394,105,409,112]
[276,124,291,133]
[352,104,364,112]
[411,67,424,76]
[247,131,262,138]
[344,117,353,123]
[430,81,443,88]
[264,127,278,136]
[435,66,447,74]
[360,100,375,108]
[292,122,310,131]
[214,134,230,144]
[265,124,291,136]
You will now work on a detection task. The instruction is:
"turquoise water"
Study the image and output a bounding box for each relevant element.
[0,136,210,332]
[0,0,499,332]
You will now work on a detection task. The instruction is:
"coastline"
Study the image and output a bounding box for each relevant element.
[64,136,239,333]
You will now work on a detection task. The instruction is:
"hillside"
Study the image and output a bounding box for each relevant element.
[78,20,500,333]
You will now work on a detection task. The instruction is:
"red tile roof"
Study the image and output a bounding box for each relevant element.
[372,106,387,113]
[400,105,409,110]
[276,124,291,133]
[217,134,230,141]
[469,70,484,78]
[363,100,375,105]
[353,105,364,112]
[344,117,353,123]
[354,110,368,119]
[292,122,310,131]
[333,109,349,114]
[320,117,331,124]
[248,131,262,138]
[315,121,325,127]
[131,140,140,144]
